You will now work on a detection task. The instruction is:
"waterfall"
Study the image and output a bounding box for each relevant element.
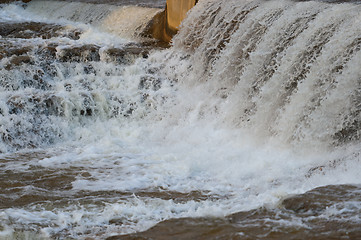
[170,0,361,149]
[0,1,360,239]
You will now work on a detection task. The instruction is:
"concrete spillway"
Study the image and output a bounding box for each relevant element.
[149,0,198,42]
[164,0,197,41]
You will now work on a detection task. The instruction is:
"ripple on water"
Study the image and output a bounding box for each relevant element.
[112,185,361,240]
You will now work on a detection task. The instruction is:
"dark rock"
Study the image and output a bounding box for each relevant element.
[57,45,100,62]
[0,44,31,61]
[0,0,31,3]
[5,55,33,69]
[0,22,62,39]
[104,46,150,64]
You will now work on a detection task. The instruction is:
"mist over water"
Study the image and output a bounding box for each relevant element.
[0,0,360,239]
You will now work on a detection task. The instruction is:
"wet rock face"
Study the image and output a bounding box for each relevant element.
[0,22,81,40]
[57,45,101,62]
[0,0,31,3]
[56,44,151,63]
[110,184,361,240]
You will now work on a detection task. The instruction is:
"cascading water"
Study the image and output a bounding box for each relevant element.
[173,0,361,148]
[0,0,360,239]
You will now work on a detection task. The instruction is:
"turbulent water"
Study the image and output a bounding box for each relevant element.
[0,0,360,239]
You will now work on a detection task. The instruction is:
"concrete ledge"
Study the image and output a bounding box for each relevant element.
[166,0,197,33]
[146,0,197,42]
[164,0,197,41]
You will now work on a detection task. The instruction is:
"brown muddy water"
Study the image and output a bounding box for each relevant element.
[1,150,360,239]
[0,151,216,239]
[1,0,361,239]
[113,185,361,240]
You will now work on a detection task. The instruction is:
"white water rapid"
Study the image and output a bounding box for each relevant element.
[0,0,360,239]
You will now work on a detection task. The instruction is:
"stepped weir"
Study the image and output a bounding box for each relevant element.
[1,0,360,239]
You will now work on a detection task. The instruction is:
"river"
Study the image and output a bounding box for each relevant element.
[0,0,360,239]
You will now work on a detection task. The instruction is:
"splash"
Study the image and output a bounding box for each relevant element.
[0,0,360,239]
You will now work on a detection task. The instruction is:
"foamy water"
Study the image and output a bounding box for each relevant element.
[0,0,360,239]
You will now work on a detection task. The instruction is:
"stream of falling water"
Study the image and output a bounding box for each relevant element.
[0,0,360,239]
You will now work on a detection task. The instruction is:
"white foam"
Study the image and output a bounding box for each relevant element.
[1,0,361,238]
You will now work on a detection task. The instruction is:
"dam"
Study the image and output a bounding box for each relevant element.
[0,0,360,239]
